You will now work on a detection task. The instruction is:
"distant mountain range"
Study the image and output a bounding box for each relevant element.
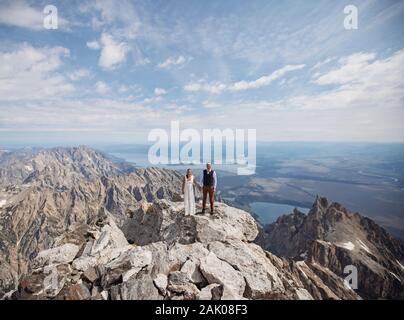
[0,146,402,299]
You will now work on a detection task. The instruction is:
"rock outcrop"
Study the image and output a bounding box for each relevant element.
[10,201,318,300]
[257,196,404,299]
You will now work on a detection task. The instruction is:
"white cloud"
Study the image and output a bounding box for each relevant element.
[202,101,221,109]
[118,85,129,93]
[98,33,128,70]
[154,88,167,96]
[68,68,91,81]
[175,49,404,142]
[86,40,100,50]
[80,0,141,38]
[184,81,227,94]
[232,64,305,91]
[0,0,42,30]
[0,0,68,30]
[310,57,336,71]
[157,55,189,69]
[184,64,305,94]
[0,98,162,138]
[163,103,191,114]
[313,52,376,85]
[95,81,111,94]
[143,96,162,104]
[248,50,404,112]
[117,84,142,96]
[0,44,74,100]
[136,57,151,66]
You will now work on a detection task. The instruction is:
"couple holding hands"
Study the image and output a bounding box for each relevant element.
[182,162,217,216]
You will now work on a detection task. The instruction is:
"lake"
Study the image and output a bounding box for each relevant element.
[250,202,309,224]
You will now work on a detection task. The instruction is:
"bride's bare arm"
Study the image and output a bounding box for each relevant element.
[193,175,201,189]
[182,176,185,194]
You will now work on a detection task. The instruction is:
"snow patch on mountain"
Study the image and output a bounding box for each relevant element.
[336,241,355,251]
[358,239,371,254]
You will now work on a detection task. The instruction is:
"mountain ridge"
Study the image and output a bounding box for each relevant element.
[256,196,404,299]
[0,146,403,299]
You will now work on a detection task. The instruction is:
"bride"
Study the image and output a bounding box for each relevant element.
[182,168,196,215]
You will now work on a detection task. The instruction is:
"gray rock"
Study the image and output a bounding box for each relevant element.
[42,265,69,297]
[198,283,222,300]
[82,267,98,283]
[101,290,109,300]
[153,273,168,295]
[200,252,245,299]
[33,244,80,268]
[121,200,258,246]
[194,203,258,243]
[81,240,94,257]
[167,242,210,272]
[167,271,200,300]
[64,282,91,300]
[112,274,163,300]
[209,240,285,298]
[180,259,205,284]
[72,245,132,272]
[91,219,128,255]
[294,288,314,300]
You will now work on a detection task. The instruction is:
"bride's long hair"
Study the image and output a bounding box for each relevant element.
[186,168,192,178]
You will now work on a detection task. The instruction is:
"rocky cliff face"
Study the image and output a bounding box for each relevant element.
[0,147,403,300]
[257,196,404,299]
[10,200,318,300]
[0,146,125,187]
[0,147,183,297]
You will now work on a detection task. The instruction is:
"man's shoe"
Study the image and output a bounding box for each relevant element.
[201,209,205,214]
[210,210,214,215]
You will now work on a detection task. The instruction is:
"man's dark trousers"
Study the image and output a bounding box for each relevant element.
[202,186,214,213]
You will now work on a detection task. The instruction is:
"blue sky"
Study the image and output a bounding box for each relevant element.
[0,0,404,145]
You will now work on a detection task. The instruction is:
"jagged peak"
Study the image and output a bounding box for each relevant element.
[312,195,329,210]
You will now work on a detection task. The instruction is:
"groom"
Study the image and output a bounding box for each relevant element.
[199,162,217,214]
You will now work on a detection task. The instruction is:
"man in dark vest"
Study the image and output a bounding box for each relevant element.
[199,162,217,214]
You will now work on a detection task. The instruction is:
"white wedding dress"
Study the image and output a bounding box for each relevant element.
[184,175,196,215]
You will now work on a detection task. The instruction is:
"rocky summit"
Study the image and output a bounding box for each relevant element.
[257,196,404,299]
[0,146,403,300]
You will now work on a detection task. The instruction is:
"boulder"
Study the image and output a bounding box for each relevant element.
[199,252,245,299]
[42,265,68,297]
[180,259,205,284]
[18,264,71,299]
[111,274,162,300]
[121,200,258,246]
[33,244,80,268]
[167,242,210,272]
[82,267,98,283]
[153,273,168,295]
[167,271,200,299]
[91,220,128,255]
[64,282,91,300]
[198,284,223,300]
[72,245,132,272]
[209,240,285,298]
[101,290,109,300]
[193,203,258,243]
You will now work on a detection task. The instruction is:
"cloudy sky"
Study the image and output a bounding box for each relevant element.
[0,0,404,145]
